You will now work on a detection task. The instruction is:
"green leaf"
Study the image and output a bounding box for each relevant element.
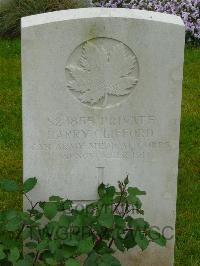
[73,214,85,227]
[59,214,71,227]
[127,194,142,208]
[100,254,121,266]
[128,187,146,196]
[97,262,107,266]
[63,200,72,210]
[65,258,80,266]
[124,176,129,185]
[39,201,45,209]
[40,251,53,263]
[30,227,41,241]
[5,209,18,220]
[106,186,116,198]
[84,251,98,266]
[36,240,49,251]
[46,221,58,235]
[126,216,133,227]
[28,209,43,221]
[49,195,63,202]
[98,212,114,228]
[114,215,125,229]
[62,246,77,259]
[0,179,18,192]
[43,202,57,220]
[0,245,6,260]
[131,218,149,230]
[19,212,32,224]
[98,184,116,205]
[64,238,79,247]
[5,217,22,231]
[114,237,125,252]
[23,228,31,240]
[15,255,33,266]
[3,239,20,250]
[148,230,167,246]
[49,240,59,254]
[77,237,93,254]
[135,231,149,251]
[45,257,57,265]
[101,194,113,205]
[25,242,37,249]
[94,241,113,255]
[8,247,20,263]
[98,183,106,198]
[123,231,137,250]
[100,186,116,205]
[23,177,37,193]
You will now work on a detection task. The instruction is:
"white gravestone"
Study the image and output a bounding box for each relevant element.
[22,8,185,265]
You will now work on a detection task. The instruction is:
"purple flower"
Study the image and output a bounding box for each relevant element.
[93,0,200,44]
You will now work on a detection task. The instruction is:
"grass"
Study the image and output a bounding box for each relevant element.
[0,39,200,265]
[0,39,22,211]
[175,48,200,266]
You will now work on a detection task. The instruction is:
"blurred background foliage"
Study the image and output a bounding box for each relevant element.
[0,0,91,37]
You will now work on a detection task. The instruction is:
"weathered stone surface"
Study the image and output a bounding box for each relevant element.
[22,8,185,265]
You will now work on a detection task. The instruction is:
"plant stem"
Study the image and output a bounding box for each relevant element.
[108,238,114,248]
[113,182,125,214]
[108,183,127,249]
[24,193,34,209]
[15,223,25,239]
[33,251,39,265]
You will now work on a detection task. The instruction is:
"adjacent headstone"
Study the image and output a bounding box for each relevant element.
[22,8,185,266]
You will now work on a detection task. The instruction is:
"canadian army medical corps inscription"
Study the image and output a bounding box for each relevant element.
[65,37,139,108]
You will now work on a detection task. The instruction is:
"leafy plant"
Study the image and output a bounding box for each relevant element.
[0,176,167,265]
[0,0,90,38]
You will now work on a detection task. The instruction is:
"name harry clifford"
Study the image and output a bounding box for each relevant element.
[47,127,154,139]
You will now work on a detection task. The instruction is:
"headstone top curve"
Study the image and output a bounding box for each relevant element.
[21,8,184,29]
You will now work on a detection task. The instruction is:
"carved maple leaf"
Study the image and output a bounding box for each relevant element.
[66,41,138,106]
